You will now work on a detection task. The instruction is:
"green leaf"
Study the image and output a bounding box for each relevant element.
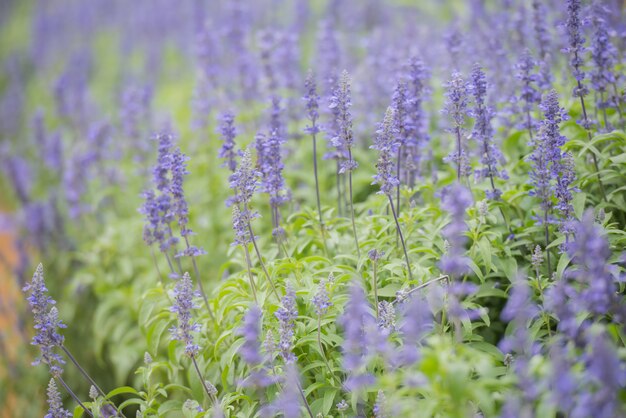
[106,386,139,399]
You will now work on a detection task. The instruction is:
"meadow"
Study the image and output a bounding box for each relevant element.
[1,0,626,417]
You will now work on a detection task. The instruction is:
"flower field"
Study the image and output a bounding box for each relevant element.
[2,0,626,417]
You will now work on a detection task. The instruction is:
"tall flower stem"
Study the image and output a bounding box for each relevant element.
[191,355,217,404]
[455,127,462,181]
[296,381,315,418]
[317,316,334,376]
[244,203,279,300]
[372,258,379,317]
[312,132,328,253]
[395,146,403,220]
[57,376,94,418]
[388,196,413,281]
[242,245,259,304]
[336,163,342,217]
[150,248,164,286]
[576,78,607,202]
[543,210,552,274]
[184,236,215,321]
[347,149,360,259]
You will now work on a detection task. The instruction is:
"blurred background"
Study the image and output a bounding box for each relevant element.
[1,0,625,416]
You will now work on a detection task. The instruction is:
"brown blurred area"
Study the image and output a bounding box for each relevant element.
[0,209,22,418]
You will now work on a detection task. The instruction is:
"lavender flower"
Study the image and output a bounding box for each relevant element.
[470,64,506,199]
[545,279,580,340]
[377,301,396,332]
[263,363,302,418]
[217,112,239,173]
[555,152,577,245]
[312,279,331,317]
[515,50,541,135]
[528,90,567,220]
[566,210,623,320]
[590,4,620,117]
[397,292,432,366]
[303,71,321,136]
[3,154,32,204]
[340,281,376,391]
[169,272,200,357]
[438,184,473,278]
[316,20,341,98]
[229,149,260,209]
[275,284,297,363]
[371,107,399,196]
[120,84,152,142]
[330,70,357,174]
[238,305,274,388]
[23,264,66,377]
[531,1,551,61]
[45,378,71,418]
[564,0,587,86]
[442,72,470,180]
[256,105,289,227]
[373,390,387,418]
[548,342,577,414]
[170,148,197,240]
[573,331,625,418]
[404,56,430,184]
[499,275,540,402]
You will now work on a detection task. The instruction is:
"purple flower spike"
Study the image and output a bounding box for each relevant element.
[218,112,239,173]
[590,3,620,116]
[45,378,71,418]
[442,72,471,180]
[238,305,275,389]
[275,284,297,363]
[564,0,587,86]
[303,70,321,136]
[23,264,66,377]
[371,107,399,196]
[404,56,430,184]
[330,70,358,174]
[312,279,331,317]
[438,183,473,278]
[340,281,377,391]
[169,272,201,357]
[470,64,506,199]
[566,210,621,319]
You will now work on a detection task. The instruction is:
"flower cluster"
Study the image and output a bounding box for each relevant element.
[169,272,201,357]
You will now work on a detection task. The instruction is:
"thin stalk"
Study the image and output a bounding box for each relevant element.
[191,355,217,404]
[244,204,279,300]
[164,252,176,276]
[576,78,607,202]
[242,245,259,304]
[388,196,413,281]
[183,236,215,322]
[336,162,342,217]
[543,210,552,275]
[525,110,534,141]
[395,145,403,221]
[392,275,450,305]
[610,83,625,128]
[56,376,93,417]
[372,259,379,317]
[455,126,462,181]
[58,348,128,417]
[347,149,361,259]
[296,381,315,418]
[599,92,610,131]
[312,132,329,253]
[317,316,334,376]
[150,247,164,286]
